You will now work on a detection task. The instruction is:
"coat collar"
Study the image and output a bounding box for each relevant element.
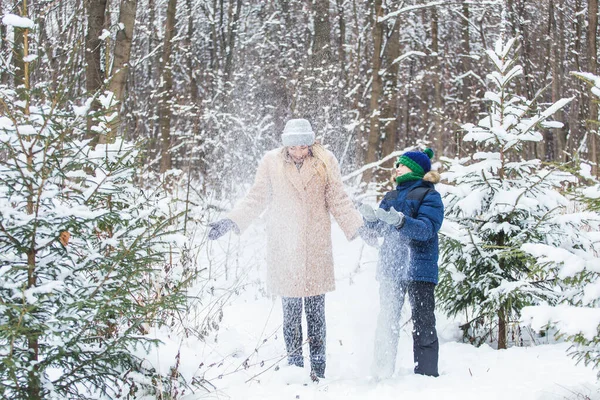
[396,179,423,191]
[281,148,319,195]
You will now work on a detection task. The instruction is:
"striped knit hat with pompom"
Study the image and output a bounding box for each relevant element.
[395,148,434,177]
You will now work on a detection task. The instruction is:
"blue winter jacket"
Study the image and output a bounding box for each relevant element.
[368,179,444,284]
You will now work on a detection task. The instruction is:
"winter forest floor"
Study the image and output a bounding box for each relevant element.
[144,221,600,400]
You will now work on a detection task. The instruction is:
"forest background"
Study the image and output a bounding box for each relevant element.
[2,0,600,399]
[4,0,598,187]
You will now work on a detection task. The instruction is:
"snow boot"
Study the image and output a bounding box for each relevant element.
[288,356,304,368]
[310,362,325,380]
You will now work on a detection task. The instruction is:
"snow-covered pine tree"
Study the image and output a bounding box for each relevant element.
[520,72,600,376]
[0,14,187,399]
[438,38,575,349]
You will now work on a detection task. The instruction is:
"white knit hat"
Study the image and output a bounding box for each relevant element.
[281,119,315,147]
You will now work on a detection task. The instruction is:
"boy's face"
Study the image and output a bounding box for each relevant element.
[395,163,412,178]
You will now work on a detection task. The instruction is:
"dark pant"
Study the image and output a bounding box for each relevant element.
[373,280,439,377]
[281,294,326,377]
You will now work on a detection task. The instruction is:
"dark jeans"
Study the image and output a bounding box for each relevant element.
[281,294,326,377]
[373,280,439,377]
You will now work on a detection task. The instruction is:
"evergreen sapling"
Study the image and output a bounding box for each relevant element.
[438,38,575,349]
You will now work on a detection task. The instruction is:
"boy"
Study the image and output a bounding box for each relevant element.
[359,148,444,378]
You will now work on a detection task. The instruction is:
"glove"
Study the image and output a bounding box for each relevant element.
[208,219,239,240]
[358,203,378,223]
[375,207,405,228]
[357,225,379,247]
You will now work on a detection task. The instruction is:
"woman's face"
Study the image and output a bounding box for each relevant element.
[395,163,411,178]
[288,145,310,163]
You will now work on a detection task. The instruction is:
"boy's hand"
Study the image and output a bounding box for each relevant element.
[358,203,378,223]
[375,207,405,228]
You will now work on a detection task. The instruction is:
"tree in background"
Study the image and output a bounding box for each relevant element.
[438,38,574,349]
[521,72,600,377]
[3,0,598,194]
[0,11,188,399]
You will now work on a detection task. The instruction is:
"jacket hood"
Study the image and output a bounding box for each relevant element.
[424,170,441,184]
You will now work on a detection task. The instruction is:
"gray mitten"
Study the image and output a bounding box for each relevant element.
[208,218,239,240]
[375,207,405,228]
[358,203,378,223]
[357,225,379,248]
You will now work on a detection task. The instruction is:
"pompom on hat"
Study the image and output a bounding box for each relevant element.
[395,148,434,177]
[281,119,316,147]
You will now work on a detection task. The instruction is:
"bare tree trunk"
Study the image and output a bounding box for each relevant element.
[363,0,384,183]
[456,0,473,157]
[497,306,507,350]
[86,0,107,94]
[209,0,219,71]
[418,7,430,146]
[159,0,177,174]
[380,16,400,182]
[0,0,7,84]
[516,0,534,100]
[26,247,40,400]
[104,0,112,80]
[12,0,25,91]
[336,0,348,89]
[13,27,25,89]
[85,0,108,141]
[569,0,584,156]
[280,0,292,26]
[460,1,471,107]
[37,8,61,93]
[506,0,532,111]
[17,3,40,395]
[0,0,3,51]
[312,0,332,68]
[543,0,556,161]
[186,0,199,105]
[551,0,567,162]
[145,0,159,155]
[351,0,367,169]
[108,0,138,141]
[512,0,536,160]
[431,6,443,156]
[402,62,413,149]
[574,0,583,72]
[557,0,567,159]
[109,0,137,102]
[185,0,203,180]
[219,0,225,59]
[460,5,472,108]
[505,0,517,37]
[350,0,363,112]
[224,0,242,84]
[588,0,598,174]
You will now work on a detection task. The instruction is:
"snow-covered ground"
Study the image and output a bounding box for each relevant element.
[145,221,599,400]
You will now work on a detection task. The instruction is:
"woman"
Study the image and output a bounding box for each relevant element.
[208,119,373,381]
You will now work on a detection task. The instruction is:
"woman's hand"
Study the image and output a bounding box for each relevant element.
[357,225,379,247]
[208,219,239,240]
